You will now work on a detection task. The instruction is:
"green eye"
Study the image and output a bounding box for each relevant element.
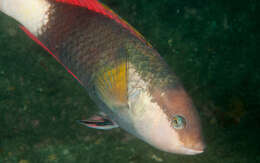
[172,115,186,129]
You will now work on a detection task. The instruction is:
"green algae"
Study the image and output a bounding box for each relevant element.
[0,0,259,162]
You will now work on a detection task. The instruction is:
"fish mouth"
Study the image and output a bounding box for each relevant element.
[179,146,204,155]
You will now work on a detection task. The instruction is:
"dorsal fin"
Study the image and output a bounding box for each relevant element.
[55,0,151,46]
[55,0,111,14]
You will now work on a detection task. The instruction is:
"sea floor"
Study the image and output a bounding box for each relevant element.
[0,0,259,162]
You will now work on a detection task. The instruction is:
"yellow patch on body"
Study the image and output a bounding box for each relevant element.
[96,62,128,108]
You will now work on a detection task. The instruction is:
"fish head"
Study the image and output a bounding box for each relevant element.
[151,87,205,154]
[129,86,205,155]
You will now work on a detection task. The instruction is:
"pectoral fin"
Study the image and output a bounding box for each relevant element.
[77,115,118,130]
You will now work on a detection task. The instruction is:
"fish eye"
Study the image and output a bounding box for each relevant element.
[171,115,186,129]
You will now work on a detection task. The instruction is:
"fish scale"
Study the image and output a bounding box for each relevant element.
[39,2,132,89]
[37,1,179,95]
[38,1,174,99]
[0,0,205,154]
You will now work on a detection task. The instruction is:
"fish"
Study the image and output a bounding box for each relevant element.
[0,0,205,154]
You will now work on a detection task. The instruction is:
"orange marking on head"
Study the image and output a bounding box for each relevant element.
[151,88,204,151]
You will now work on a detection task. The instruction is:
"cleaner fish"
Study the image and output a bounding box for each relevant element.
[0,0,205,154]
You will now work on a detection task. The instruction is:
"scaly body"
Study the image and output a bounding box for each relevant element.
[0,0,205,154]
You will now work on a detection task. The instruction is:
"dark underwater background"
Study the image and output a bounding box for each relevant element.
[0,0,259,162]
